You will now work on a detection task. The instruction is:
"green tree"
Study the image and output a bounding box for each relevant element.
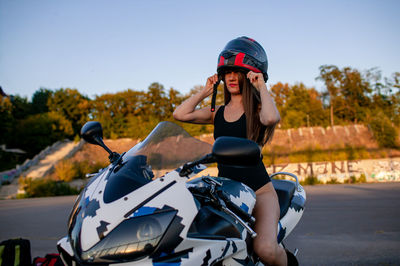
[92,90,147,138]
[166,88,184,117]
[369,111,398,148]
[318,65,374,125]
[143,83,170,120]
[382,72,400,125]
[340,67,372,123]
[317,65,342,126]
[47,88,91,135]
[273,83,327,128]
[11,112,73,156]
[31,88,52,114]
[10,95,31,120]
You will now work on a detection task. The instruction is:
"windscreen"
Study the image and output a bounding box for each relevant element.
[103,121,212,203]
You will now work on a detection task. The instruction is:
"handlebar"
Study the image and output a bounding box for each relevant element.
[188,177,257,238]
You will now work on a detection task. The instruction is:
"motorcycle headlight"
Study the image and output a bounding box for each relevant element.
[80,210,177,264]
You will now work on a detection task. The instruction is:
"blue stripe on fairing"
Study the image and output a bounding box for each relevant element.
[132,206,157,217]
[277,221,286,243]
[240,203,249,213]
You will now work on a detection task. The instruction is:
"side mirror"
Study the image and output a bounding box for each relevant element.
[212,137,261,166]
[80,121,120,163]
[80,121,104,145]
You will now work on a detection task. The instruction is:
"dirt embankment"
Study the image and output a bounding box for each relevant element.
[200,124,376,149]
[69,124,400,165]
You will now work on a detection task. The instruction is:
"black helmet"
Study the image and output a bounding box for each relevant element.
[217,36,268,81]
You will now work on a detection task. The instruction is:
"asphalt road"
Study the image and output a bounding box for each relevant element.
[0,182,399,265]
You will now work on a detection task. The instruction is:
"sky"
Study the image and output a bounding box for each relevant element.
[0,0,399,100]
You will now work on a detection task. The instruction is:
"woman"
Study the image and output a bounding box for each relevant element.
[173,37,293,265]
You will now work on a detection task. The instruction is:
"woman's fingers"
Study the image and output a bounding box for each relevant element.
[203,74,219,97]
[247,71,265,90]
[206,74,219,87]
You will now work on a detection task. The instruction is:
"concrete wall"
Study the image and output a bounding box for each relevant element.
[196,158,400,183]
[266,157,400,182]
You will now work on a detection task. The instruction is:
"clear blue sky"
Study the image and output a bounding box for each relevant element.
[1,0,399,100]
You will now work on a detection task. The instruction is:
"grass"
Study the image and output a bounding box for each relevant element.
[296,173,369,186]
[262,145,396,166]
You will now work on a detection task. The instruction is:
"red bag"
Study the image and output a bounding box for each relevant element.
[33,253,63,266]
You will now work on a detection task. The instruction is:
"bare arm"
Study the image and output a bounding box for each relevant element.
[173,74,219,124]
[247,71,281,126]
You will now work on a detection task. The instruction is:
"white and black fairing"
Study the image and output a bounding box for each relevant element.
[57,121,306,266]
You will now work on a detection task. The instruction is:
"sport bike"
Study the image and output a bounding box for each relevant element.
[57,121,306,265]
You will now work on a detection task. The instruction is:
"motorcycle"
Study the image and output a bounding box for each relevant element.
[57,121,306,265]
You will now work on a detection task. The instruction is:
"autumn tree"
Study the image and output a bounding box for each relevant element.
[166,88,184,116]
[91,90,147,138]
[270,82,290,115]
[47,88,91,135]
[276,83,327,128]
[0,95,14,145]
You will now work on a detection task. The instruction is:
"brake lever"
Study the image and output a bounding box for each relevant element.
[221,205,257,238]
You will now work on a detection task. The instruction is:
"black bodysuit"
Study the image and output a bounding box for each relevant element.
[213,106,271,191]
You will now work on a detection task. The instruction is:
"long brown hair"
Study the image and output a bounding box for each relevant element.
[223,71,276,146]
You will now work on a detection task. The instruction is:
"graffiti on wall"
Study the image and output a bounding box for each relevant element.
[266,158,400,182]
[0,169,19,184]
[371,160,400,182]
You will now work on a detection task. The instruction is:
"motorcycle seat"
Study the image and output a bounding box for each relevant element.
[271,179,296,219]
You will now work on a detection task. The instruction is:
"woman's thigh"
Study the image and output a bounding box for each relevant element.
[253,182,280,243]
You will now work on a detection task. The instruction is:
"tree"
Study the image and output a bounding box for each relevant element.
[166,87,184,116]
[318,65,374,125]
[270,82,290,116]
[317,65,342,126]
[11,112,73,157]
[0,95,14,145]
[9,95,31,120]
[340,67,372,123]
[278,83,327,128]
[382,72,400,126]
[143,83,170,120]
[47,88,91,135]
[31,88,53,114]
[91,89,150,138]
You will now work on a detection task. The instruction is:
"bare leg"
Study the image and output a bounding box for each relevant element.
[253,182,287,266]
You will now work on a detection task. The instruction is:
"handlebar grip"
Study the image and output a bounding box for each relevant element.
[210,79,221,112]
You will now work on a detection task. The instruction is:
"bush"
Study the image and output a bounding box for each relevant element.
[343,175,367,184]
[300,176,321,185]
[55,159,107,181]
[19,177,79,198]
[77,160,107,178]
[344,176,357,184]
[369,114,398,148]
[55,160,79,182]
[358,173,367,183]
[326,178,340,184]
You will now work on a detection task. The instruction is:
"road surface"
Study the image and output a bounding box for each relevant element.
[0,182,399,265]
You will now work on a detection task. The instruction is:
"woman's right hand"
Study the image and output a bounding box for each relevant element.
[173,73,219,124]
[202,74,219,97]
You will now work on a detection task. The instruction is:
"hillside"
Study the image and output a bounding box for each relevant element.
[70,124,399,167]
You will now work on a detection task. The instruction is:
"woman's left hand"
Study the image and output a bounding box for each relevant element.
[247,71,266,91]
